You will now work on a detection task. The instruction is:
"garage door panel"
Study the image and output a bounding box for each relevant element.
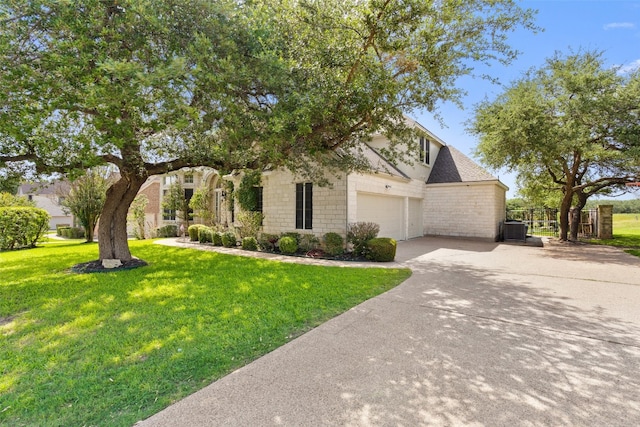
[356,193,404,240]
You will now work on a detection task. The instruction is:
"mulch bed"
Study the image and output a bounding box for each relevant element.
[71,258,148,273]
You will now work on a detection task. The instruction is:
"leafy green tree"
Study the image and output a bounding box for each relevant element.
[471,51,640,240]
[0,192,34,207]
[189,185,214,226]
[128,194,149,240]
[60,168,112,243]
[0,0,536,263]
[162,181,190,230]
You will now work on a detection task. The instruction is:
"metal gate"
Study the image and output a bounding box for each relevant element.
[506,208,598,238]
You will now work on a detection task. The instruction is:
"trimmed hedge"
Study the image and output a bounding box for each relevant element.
[221,231,237,248]
[212,231,223,246]
[188,224,207,241]
[157,224,178,237]
[198,226,213,243]
[366,237,397,262]
[241,236,258,251]
[323,232,344,256]
[278,236,298,254]
[59,227,85,239]
[0,206,50,250]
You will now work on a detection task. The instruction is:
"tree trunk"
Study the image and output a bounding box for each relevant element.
[558,189,573,241]
[98,174,146,261]
[85,225,94,243]
[569,192,588,241]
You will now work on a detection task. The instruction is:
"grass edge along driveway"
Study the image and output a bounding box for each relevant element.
[0,240,411,427]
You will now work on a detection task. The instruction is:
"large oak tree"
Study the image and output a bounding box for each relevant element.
[1,0,536,263]
[471,51,640,240]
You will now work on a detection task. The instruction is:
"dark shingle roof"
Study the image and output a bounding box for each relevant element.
[427,146,497,184]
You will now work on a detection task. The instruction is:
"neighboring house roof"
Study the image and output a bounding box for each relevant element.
[18,182,70,195]
[427,146,497,184]
[361,144,409,180]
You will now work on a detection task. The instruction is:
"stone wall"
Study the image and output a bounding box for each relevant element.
[424,181,506,241]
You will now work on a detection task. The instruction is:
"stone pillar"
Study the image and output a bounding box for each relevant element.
[597,205,613,239]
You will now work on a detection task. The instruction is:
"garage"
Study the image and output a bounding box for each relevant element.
[356,193,423,241]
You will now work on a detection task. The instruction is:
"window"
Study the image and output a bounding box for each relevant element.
[419,136,430,165]
[295,183,313,230]
[256,187,263,214]
[162,190,176,221]
[183,174,193,184]
[163,175,177,186]
[184,188,194,218]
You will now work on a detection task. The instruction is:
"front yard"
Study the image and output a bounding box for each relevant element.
[0,240,410,426]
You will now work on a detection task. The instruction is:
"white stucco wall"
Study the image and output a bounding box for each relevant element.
[424,181,506,241]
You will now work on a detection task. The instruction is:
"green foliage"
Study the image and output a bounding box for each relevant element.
[280,232,301,244]
[258,233,280,251]
[221,231,237,248]
[0,240,410,426]
[471,51,640,240]
[242,236,259,251]
[0,206,49,250]
[323,232,345,256]
[60,168,112,243]
[237,170,262,212]
[585,198,640,214]
[198,226,213,243]
[236,211,264,239]
[0,191,34,207]
[189,186,214,225]
[348,222,380,256]
[278,236,298,254]
[59,227,85,239]
[366,237,397,262]
[162,180,190,227]
[299,234,320,252]
[128,194,149,240]
[212,231,224,246]
[0,0,537,262]
[188,224,206,241]
[157,224,178,238]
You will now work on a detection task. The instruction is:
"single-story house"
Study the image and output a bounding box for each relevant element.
[152,118,507,242]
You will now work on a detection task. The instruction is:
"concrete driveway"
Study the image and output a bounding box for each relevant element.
[138,237,640,426]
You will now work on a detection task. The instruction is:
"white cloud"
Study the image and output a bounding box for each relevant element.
[617,59,640,74]
[603,22,636,30]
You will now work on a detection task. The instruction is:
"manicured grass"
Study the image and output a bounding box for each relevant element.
[0,240,410,426]
[585,213,640,257]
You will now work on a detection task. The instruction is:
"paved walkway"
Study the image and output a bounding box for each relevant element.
[139,237,640,426]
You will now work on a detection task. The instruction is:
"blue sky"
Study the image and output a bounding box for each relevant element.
[413,0,640,199]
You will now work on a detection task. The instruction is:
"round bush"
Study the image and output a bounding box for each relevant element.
[212,231,223,246]
[221,231,237,247]
[188,224,205,241]
[242,236,258,251]
[0,206,49,250]
[198,226,213,243]
[278,236,298,254]
[366,237,397,262]
[323,232,344,256]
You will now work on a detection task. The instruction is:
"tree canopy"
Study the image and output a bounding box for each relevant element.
[471,51,640,240]
[0,0,536,263]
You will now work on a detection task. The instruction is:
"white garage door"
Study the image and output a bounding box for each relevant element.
[356,193,405,240]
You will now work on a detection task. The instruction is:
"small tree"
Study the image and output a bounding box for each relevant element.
[60,169,112,243]
[128,194,149,240]
[189,186,214,226]
[0,192,34,207]
[162,181,190,230]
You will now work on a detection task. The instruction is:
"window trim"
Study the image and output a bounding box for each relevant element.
[295,183,313,230]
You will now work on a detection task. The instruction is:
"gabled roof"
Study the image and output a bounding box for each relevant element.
[427,146,497,184]
[361,144,409,180]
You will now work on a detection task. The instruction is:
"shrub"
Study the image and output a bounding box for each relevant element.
[280,231,300,244]
[242,236,258,251]
[198,226,213,243]
[236,211,263,239]
[57,225,70,237]
[157,224,178,237]
[347,222,380,256]
[0,206,50,250]
[188,224,206,241]
[221,231,237,248]
[323,232,345,256]
[299,234,320,252]
[212,231,223,246]
[366,237,397,262]
[258,233,279,251]
[61,227,85,239]
[278,236,298,254]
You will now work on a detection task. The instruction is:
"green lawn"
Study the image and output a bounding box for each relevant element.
[0,240,410,426]
[587,213,640,256]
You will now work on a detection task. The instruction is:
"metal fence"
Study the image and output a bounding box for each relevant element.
[506,208,598,238]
